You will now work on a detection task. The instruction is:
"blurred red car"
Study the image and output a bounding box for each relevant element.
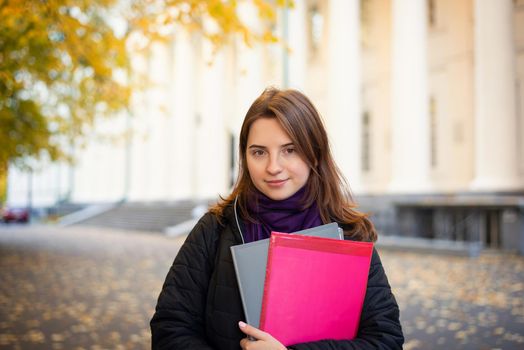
[2,207,30,223]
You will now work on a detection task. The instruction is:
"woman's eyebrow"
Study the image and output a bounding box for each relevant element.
[248,142,294,149]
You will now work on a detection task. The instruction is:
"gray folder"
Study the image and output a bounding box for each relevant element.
[230,222,343,328]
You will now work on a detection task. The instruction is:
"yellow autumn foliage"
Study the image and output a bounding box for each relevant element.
[0,0,287,203]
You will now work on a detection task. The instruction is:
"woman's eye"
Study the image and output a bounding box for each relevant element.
[252,149,265,157]
[283,147,295,155]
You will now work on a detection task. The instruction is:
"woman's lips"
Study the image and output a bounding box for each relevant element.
[265,179,288,188]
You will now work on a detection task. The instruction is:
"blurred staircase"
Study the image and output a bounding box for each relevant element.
[73,200,209,233]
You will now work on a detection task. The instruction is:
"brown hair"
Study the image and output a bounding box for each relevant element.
[209,87,377,242]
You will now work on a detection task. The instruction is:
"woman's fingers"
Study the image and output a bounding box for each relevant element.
[238,321,287,350]
[238,321,269,341]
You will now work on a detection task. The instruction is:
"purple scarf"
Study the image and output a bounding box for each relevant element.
[243,186,323,243]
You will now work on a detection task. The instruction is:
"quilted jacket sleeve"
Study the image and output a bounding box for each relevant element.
[289,248,404,350]
[150,216,216,350]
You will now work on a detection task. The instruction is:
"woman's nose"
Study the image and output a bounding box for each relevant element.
[266,154,283,174]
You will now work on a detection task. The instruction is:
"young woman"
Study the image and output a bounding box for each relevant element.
[151,88,404,349]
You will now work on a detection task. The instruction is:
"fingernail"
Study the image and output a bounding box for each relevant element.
[239,321,247,328]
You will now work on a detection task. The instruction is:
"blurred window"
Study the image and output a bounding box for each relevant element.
[362,111,371,172]
[229,132,236,188]
[430,96,438,168]
[428,0,436,27]
[308,4,323,54]
[517,80,524,175]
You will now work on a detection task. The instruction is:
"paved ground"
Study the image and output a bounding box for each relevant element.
[0,224,523,350]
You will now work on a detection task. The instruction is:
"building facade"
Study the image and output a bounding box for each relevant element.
[7,0,524,250]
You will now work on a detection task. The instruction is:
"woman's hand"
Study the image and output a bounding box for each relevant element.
[238,321,288,350]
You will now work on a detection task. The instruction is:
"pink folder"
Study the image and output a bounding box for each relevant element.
[259,232,373,346]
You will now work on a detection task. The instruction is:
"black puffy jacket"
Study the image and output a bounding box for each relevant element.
[151,204,404,349]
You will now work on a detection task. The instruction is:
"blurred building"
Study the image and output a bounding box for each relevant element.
[6,0,524,252]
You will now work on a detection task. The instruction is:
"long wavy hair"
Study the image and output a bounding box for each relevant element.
[209,87,376,242]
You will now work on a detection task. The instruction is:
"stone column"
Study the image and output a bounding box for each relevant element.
[471,0,522,190]
[196,33,229,197]
[327,0,362,191]
[170,30,197,198]
[389,0,432,193]
[235,2,265,126]
[287,0,307,90]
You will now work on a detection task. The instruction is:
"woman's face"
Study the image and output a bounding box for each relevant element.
[246,117,310,201]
